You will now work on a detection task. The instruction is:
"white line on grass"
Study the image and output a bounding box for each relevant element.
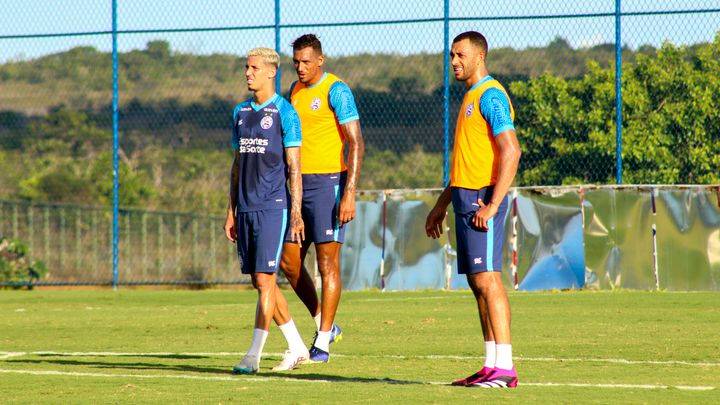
[3,351,719,368]
[0,368,714,391]
[0,368,322,384]
[520,382,715,391]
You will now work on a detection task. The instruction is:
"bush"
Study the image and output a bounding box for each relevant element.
[0,237,47,289]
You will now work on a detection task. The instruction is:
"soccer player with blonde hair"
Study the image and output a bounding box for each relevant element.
[224,47,308,374]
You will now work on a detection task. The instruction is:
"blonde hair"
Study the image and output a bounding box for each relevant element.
[247,47,279,68]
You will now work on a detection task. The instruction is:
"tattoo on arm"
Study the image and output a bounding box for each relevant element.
[285,147,302,214]
[228,153,239,213]
[341,120,365,194]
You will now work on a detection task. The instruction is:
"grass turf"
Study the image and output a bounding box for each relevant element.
[1,289,719,403]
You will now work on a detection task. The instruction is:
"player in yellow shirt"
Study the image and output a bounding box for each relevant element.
[274,34,365,363]
[426,31,522,388]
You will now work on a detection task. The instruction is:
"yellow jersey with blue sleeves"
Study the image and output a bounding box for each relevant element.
[290,72,360,174]
[450,76,515,190]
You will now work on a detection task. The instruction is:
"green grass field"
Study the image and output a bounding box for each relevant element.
[1,289,719,403]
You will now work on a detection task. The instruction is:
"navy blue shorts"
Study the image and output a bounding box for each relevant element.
[451,186,509,274]
[286,172,346,244]
[236,209,288,274]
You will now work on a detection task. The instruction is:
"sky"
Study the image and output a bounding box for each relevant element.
[0,0,719,62]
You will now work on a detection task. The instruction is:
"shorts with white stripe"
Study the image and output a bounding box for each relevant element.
[236,209,288,274]
[285,172,346,244]
[452,185,508,274]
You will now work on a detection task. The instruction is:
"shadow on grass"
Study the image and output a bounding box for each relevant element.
[261,371,428,386]
[36,353,208,360]
[8,359,229,375]
[7,358,433,385]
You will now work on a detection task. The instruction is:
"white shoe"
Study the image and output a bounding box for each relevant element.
[271,349,309,371]
[232,354,259,374]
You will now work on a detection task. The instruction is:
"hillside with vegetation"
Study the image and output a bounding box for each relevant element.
[1,35,718,213]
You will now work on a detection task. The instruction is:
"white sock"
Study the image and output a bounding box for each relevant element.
[247,328,269,359]
[484,341,496,368]
[495,343,513,370]
[313,313,322,331]
[314,330,331,352]
[278,319,307,354]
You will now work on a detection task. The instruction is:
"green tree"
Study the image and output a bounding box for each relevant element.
[511,33,720,185]
[0,237,47,288]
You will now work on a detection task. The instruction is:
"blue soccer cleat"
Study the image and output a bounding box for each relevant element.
[232,355,259,374]
[308,345,330,363]
[330,324,343,344]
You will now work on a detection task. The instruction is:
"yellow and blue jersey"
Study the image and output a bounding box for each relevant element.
[289,72,359,174]
[450,75,515,191]
[231,93,301,212]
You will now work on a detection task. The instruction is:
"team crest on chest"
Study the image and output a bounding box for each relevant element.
[465,103,474,117]
[260,115,273,129]
[310,97,322,110]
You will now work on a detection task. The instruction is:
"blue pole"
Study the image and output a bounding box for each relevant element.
[274,0,281,91]
[111,0,120,288]
[442,0,450,186]
[614,0,623,184]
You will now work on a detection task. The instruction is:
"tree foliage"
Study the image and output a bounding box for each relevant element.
[0,36,718,213]
[512,33,720,185]
[0,237,47,288]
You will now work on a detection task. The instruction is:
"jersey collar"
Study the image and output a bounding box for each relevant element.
[250,93,279,111]
[307,72,328,89]
[468,75,493,92]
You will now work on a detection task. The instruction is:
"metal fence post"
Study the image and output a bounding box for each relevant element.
[93,209,99,276]
[192,216,198,270]
[111,0,120,288]
[12,204,18,238]
[210,216,217,279]
[141,212,147,279]
[274,0,282,91]
[43,206,50,265]
[124,212,130,282]
[75,208,81,272]
[158,215,164,275]
[59,208,65,274]
[175,215,181,276]
[27,204,34,253]
[442,0,451,187]
[615,0,623,184]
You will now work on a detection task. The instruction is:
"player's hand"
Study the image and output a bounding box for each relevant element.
[338,193,356,224]
[289,210,305,243]
[473,199,498,231]
[223,212,236,243]
[425,205,446,239]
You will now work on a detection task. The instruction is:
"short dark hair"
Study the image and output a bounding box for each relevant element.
[292,34,323,54]
[452,31,488,54]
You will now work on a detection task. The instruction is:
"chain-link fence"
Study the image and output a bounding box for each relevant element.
[0,200,240,285]
[1,1,719,285]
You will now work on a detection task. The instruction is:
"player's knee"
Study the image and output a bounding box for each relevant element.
[480,278,504,297]
[316,256,339,277]
[318,267,340,283]
[252,275,275,292]
[468,281,482,298]
[280,258,300,281]
[469,273,499,295]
